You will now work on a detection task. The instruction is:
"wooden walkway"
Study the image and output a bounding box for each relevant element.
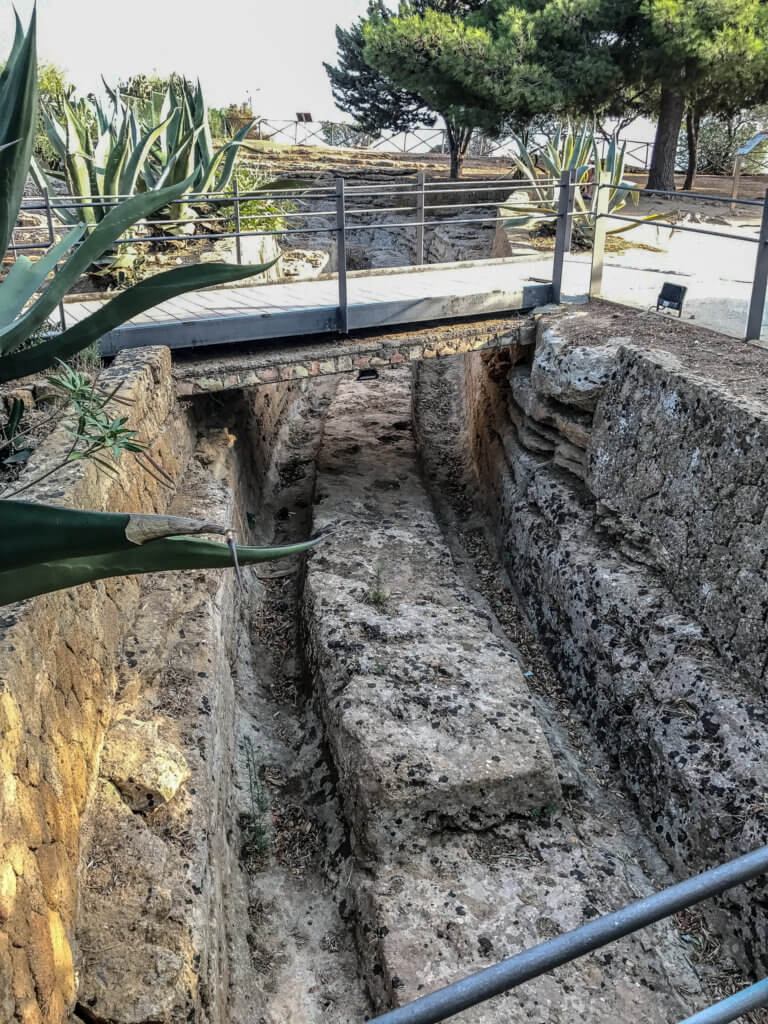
[63,259,553,356]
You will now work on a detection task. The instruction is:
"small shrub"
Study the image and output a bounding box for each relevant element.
[221,164,296,235]
[242,736,270,862]
[366,563,390,610]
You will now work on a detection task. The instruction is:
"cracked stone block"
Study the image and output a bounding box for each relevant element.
[531,326,620,411]
[357,834,704,1023]
[99,718,190,812]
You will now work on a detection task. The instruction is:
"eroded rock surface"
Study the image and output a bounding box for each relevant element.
[304,373,560,859]
[357,828,703,1023]
[450,309,768,977]
[98,718,190,812]
[303,370,716,1022]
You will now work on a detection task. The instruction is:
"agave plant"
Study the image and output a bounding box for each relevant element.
[33,75,255,244]
[503,126,661,243]
[135,77,255,228]
[0,8,315,605]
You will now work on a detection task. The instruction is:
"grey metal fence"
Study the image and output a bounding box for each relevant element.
[8,170,768,342]
[7,175,561,337]
[250,117,656,169]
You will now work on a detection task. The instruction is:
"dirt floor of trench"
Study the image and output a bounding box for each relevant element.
[199,360,768,1024]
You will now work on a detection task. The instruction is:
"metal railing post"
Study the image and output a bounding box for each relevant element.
[415,170,425,265]
[551,167,575,304]
[336,177,348,333]
[42,187,66,331]
[233,178,242,264]
[746,186,768,341]
[589,171,610,299]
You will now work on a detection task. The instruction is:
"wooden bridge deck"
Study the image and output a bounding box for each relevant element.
[65,259,553,356]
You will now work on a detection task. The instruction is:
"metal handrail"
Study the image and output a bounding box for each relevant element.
[596,182,764,207]
[10,169,768,344]
[252,117,656,169]
[368,844,768,1024]
[597,211,759,245]
[588,169,768,340]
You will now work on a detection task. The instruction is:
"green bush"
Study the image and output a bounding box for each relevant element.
[221,164,296,235]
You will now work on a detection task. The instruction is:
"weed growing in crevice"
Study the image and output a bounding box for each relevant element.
[526,801,562,825]
[366,563,390,610]
[241,736,270,865]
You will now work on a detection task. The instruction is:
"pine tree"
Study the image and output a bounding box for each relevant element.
[324,2,498,178]
[323,2,436,140]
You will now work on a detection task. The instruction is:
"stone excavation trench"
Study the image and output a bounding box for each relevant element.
[3,309,768,1024]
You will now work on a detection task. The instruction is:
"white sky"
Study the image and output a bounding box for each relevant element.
[4,0,370,121]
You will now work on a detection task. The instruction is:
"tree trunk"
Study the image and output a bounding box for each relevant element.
[683,106,701,191]
[646,85,686,192]
[445,120,472,179]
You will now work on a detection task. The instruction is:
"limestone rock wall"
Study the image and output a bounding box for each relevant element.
[588,345,768,691]
[443,312,768,975]
[0,347,192,1024]
[0,348,303,1024]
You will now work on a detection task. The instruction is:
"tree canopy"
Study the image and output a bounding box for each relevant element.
[323,1,436,138]
[325,1,508,176]
[327,0,768,188]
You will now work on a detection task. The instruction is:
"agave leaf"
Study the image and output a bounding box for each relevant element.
[0,258,277,381]
[197,121,255,195]
[93,126,113,199]
[606,135,616,178]
[5,397,24,441]
[0,224,86,328]
[102,116,130,199]
[118,113,175,198]
[0,500,321,605]
[0,6,38,256]
[62,95,91,159]
[162,96,181,157]
[0,501,235,568]
[101,74,119,109]
[193,79,214,166]
[94,98,112,137]
[0,176,197,357]
[61,98,98,226]
[0,536,321,605]
[126,104,140,150]
[0,10,24,94]
[149,89,166,126]
[155,128,201,190]
[28,153,81,226]
[511,130,539,180]
[42,106,67,162]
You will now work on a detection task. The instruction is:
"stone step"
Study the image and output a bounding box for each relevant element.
[357,824,705,1023]
[304,372,561,860]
